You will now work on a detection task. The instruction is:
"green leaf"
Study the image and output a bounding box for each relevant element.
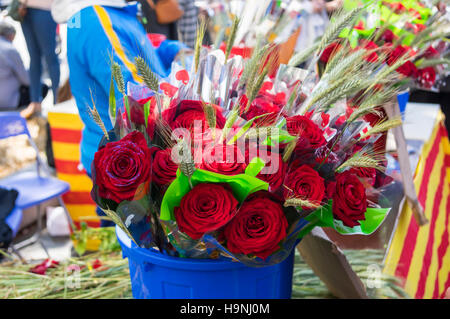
[144,100,151,128]
[109,74,116,126]
[245,157,266,177]
[124,95,131,126]
[160,168,268,221]
[298,200,390,238]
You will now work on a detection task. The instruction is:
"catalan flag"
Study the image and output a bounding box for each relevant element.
[384,111,450,299]
[47,111,100,230]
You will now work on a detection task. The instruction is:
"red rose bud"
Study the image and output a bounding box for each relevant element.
[93,131,152,203]
[424,46,440,58]
[174,183,239,240]
[359,40,378,63]
[389,2,406,14]
[284,164,325,209]
[286,115,327,149]
[380,29,396,43]
[152,147,178,186]
[397,61,418,77]
[201,143,246,176]
[416,67,436,89]
[319,42,342,64]
[354,20,365,30]
[223,191,288,260]
[332,171,368,227]
[162,100,226,131]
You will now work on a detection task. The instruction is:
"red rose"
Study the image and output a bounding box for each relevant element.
[241,93,285,126]
[424,46,440,58]
[93,131,151,203]
[320,42,342,64]
[201,143,246,175]
[286,115,327,149]
[162,100,226,131]
[389,2,406,14]
[416,67,436,89]
[332,171,368,227]
[380,29,396,43]
[359,40,378,63]
[246,148,286,190]
[174,183,239,239]
[151,147,178,186]
[284,164,325,209]
[223,191,288,260]
[257,153,286,190]
[387,45,418,77]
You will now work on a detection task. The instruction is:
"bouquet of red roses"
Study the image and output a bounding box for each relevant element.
[90,8,405,266]
[305,0,450,90]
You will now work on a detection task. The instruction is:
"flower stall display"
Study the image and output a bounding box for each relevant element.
[306,0,450,91]
[87,7,415,298]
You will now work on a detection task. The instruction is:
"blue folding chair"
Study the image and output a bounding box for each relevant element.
[0,112,73,258]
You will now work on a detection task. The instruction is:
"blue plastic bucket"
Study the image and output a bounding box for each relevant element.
[397,91,410,119]
[116,226,295,299]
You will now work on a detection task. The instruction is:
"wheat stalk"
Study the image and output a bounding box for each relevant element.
[288,42,320,67]
[111,63,125,94]
[317,7,365,54]
[284,198,321,210]
[282,139,298,163]
[87,102,109,141]
[224,16,240,61]
[359,117,403,141]
[134,56,159,92]
[194,17,207,73]
[419,58,450,68]
[175,139,195,188]
[336,153,384,172]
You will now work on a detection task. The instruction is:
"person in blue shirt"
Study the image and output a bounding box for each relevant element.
[51,0,184,226]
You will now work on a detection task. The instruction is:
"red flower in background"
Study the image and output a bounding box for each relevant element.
[174,183,239,240]
[240,91,285,127]
[93,131,152,203]
[162,100,226,132]
[151,147,178,186]
[389,2,407,14]
[286,115,327,149]
[416,67,437,89]
[387,45,418,77]
[284,164,325,209]
[359,40,379,63]
[320,42,342,63]
[380,29,396,43]
[29,259,59,275]
[332,171,368,227]
[424,46,440,58]
[223,191,288,260]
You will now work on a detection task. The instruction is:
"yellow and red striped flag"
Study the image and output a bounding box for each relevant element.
[384,112,450,299]
[47,111,100,229]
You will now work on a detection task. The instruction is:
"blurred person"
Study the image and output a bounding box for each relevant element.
[0,21,30,110]
[19,0,60,119]
[0,21,48,111]
[51,0,184,226]
[130,0,178,40]
[130,0,197,48]
[177,0,198,48]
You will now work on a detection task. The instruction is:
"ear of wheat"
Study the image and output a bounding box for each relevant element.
[134,56,159,92]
